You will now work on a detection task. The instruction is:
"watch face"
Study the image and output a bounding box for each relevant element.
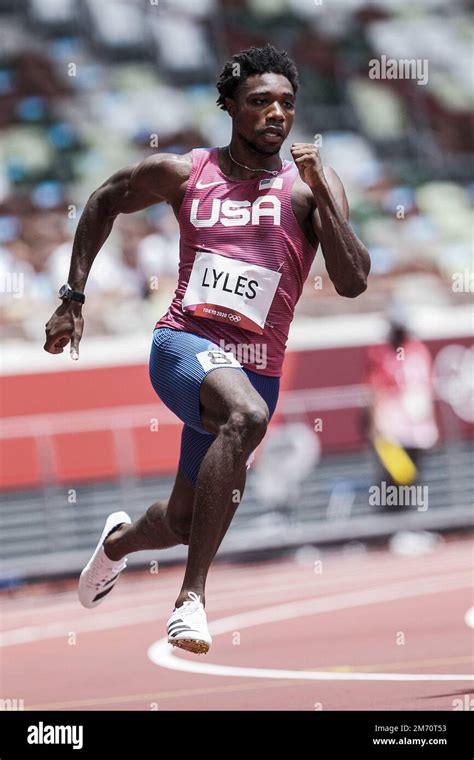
[59,284,70,298]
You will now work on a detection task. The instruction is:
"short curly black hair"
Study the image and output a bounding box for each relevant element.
[216,44,299,112]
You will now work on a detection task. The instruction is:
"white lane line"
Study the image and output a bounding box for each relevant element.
[1,550,472,623]
[0,572,391,639]
[0,565,337,624]
[1,562,463,627]
[148,574,474,682]
[2,540,471,612]
[1,569,471,647]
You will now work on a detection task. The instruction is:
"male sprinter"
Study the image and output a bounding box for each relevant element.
[44,45,370,654]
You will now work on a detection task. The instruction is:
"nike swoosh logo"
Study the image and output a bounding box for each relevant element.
[195,180,226,189]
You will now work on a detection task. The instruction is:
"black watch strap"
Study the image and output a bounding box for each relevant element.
[58,284,85,304]
[70,291,85,304]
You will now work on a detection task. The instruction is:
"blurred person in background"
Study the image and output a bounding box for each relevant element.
[364,312,439,499]
[43,42,371,654]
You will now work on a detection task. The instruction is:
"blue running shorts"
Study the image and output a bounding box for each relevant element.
[149,327,280,486]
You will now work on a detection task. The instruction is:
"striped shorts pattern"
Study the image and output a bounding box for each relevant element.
[149,327,280,485]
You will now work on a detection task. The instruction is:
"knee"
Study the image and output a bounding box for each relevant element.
[223,402,269,450]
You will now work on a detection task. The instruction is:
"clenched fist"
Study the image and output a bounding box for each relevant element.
[290,143,327,191]
[44,301,83,360]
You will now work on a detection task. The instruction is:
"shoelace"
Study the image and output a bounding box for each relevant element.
[174,591,203,616]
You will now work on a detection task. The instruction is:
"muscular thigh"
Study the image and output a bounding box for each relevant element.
[167,363,280,529]
[199,366,270,435]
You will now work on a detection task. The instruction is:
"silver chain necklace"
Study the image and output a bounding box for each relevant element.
[227,146,282,177]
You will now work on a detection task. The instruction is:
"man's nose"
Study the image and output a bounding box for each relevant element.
[266,102,285,121]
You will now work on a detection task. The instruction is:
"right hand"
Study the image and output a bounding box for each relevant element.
[44,301,84,360]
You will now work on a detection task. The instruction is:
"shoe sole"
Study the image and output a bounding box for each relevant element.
[169,638,210,655]
[78,510,131,608]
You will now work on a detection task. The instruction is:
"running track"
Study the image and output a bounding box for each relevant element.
[0,536,472,711]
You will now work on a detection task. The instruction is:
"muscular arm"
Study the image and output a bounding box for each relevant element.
[311,166,370,298]
[290,143,370,298]
[68,152,190,291]
[44,152,190,357]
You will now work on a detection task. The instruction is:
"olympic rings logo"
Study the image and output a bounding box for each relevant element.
[228,314,241,322]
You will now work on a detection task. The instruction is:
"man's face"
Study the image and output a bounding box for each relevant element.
[226,72,295,155]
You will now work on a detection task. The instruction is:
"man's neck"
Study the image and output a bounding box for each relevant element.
[221,139,282,180]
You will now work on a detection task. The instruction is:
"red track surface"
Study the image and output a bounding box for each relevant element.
[1,536,472,711]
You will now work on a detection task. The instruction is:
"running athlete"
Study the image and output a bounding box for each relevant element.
[44,45,370,654]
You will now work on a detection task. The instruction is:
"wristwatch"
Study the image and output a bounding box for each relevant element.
[58,283,85,304]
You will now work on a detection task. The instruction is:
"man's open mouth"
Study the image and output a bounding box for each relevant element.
[261,128,284,143]
[262,127,284,137]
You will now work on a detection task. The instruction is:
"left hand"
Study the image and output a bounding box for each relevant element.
[290,143,326,191]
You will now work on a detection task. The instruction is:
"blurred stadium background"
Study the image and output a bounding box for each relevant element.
[0,0,472,585]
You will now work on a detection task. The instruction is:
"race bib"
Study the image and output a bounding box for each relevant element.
[196,348,242,373]
[182,250,281,334]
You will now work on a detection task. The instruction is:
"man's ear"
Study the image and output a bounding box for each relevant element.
[224,97,237,118]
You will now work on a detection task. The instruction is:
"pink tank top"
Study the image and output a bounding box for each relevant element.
[155,147,317,376]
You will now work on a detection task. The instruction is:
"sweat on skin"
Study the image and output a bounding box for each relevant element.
[43,46,370,621]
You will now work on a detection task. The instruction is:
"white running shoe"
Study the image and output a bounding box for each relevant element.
[167,591,212,655]
[78,511,131,609]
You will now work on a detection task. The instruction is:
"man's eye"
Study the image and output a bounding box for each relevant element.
[253,99,265,105]
[284,102,294,109]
